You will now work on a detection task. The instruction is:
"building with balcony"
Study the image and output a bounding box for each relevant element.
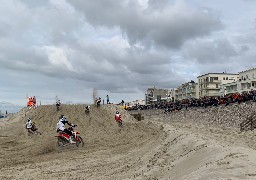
[128,99,146,106]
[197,73,239,98]
[175,81,198,101]
[145,87,175,105]
[219,68,256,96]
[239,68,256,92]
[219,82,238,96]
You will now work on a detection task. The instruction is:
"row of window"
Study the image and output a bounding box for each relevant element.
[199,76,236,83]
[241,74,256,80]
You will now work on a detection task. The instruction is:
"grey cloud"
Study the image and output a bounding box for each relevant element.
[147,0,169,10]
[183,38,238,64]
[69,0,223,48]
[1,0,255,105]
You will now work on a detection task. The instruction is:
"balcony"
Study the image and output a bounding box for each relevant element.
[202,86,220,90]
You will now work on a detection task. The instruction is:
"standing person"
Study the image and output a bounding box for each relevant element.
[106,95,110,104]
[252,90,256,102]
[32,96,36,109]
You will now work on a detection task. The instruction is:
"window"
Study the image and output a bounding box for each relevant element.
[252,83,255,87]
[214,77,218,80]
[216,84,218,88]
[226,77,228,80]
[223,77,225,80]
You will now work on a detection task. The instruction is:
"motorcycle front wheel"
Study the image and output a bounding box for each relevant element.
[75,136,84,147]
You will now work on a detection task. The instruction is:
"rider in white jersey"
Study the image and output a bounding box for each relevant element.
[26,118,33,133]
[56,115,76,143]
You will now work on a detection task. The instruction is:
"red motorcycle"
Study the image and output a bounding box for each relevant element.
[56,126,84,147]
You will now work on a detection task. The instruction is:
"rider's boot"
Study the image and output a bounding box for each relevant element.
[69,136,76,144]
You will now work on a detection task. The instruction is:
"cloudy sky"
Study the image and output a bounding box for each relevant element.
[0,0,256,106]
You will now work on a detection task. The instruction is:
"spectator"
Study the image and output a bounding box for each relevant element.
[106,95,110,104]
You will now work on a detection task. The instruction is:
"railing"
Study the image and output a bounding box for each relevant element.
[240,112,256,131]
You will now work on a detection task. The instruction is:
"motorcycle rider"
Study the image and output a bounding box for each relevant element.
[26,118,33,134]
[115,111,122,123]
[85,105,90,114]
[56,100,61,110]
[56,115,76,143]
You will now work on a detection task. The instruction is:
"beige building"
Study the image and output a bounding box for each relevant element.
[197,73,239,97]
[175,81,198,100]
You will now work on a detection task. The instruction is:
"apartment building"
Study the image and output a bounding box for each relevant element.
[239,68,256,92]
[175,81,198,101]
[197,73,239,98]
[145,87,175,105]
[128,99,146,106]
[219,81,238,96]
[219,68,256,96]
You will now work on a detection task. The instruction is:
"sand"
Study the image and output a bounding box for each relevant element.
[0,104,256,179]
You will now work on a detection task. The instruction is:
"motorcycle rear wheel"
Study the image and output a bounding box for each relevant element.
[118,121,123,128]
[57,137,68,147]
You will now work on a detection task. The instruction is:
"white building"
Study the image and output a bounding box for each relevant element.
[128,99,146,106]
[197,73,239,98]
[175,81,198,100]
[239,68,256,92]
[219,81,238,96]
[145,87,175,104]
[219,68,256,96]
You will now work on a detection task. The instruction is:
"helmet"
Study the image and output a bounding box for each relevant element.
[60,115,64,118]
[27,118,31,121]
[116,111,119,114]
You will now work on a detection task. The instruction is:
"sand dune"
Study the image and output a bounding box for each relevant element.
[1,104,256,179]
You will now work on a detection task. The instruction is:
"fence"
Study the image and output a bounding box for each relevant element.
[240,112,256,131]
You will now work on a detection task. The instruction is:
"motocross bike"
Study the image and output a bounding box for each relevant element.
[56,126,84,147]
[85,106,90,114]
[56,103,60,111]
[117,120,123,128]
[27,123,41,136]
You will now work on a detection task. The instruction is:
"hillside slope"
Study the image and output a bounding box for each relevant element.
[1,104,256,179]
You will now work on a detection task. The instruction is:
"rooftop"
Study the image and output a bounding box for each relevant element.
[197,73,239,78]
[239,68,256,74]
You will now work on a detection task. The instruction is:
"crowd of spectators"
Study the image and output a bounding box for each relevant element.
[126,90,256,113]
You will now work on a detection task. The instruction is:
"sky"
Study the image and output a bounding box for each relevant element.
[0,0,256,106]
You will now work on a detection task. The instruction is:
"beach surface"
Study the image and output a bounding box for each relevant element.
[1,104,256,179]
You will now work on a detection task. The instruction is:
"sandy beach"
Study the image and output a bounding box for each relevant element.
[1,104,256,179]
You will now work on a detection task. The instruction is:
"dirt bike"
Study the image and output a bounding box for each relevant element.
[56,126,84,147]
[117,120,123,128]
[27,124,41,136]
[56,104,60,111]
[85,106,90,114]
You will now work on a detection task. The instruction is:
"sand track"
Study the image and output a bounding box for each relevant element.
[1,105,256,179]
